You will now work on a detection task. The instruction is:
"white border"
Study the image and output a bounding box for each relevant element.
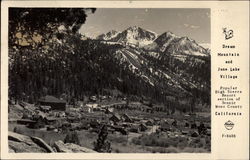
[1,1,249,160]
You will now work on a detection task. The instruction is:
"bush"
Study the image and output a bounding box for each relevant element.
[131,137,141,145]
[177,141,188,149]
[114,148,120,153]
[108,135,127,144]
[165,146,178,153]
[131,133,210,153]
[64,131,80,145]
[93,125,111,153]
[131,133,185,148]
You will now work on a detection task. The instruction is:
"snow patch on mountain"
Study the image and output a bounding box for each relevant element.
[97,30,120,41]
[148,51,160,58]
[199,43,210,49]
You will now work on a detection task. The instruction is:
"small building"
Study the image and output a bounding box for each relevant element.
[22,112,33,119]
[105,108,113,114]
[139,123,148,132]
[142,100,152,107]
[45,117,57,125]
[181,130,189,135]
[121,113,133,123]
[67,116,80,123]
[100,95,107,100]
[184,121,190,128]
[145,120,154,126]
[28,116,46,129]
[89,120,101,129]
[70,123,85,131]
[109,114,121,123]
[46,125,56,131]
[76,101,84,107]
[160,122,171,132]
[85,103,98,113]
[79,121,91,130]
[191,122,198,129]
[172,119,178,127]
[40,105,51,112]
[53,111,66,118]
[17,119,36,125]
[191,131,199,137]
[130,125,140,133]
[111,125,128,135]
[89,96,97,102]
[38,95,66,111]
[32,111,46,121]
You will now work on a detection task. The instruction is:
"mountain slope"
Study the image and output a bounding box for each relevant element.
[144,32,209,57]
[96,27,210,103]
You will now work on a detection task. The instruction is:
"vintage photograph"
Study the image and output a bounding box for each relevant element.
[8,8,211,153]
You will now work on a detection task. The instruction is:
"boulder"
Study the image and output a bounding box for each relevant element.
[9,148,15,153]
[9,140,47,153]
[8,132,47,153]
[8,104,24,119]
[30,136,54,152]
[8,131,54,153]
[54,140,96,153]
[9,131,34,145]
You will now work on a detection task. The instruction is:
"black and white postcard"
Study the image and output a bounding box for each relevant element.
[1,1,249,160]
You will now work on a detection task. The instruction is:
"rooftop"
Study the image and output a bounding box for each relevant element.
[38,95,66,103]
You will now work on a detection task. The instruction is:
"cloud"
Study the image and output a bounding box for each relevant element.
[135,16,144,22]
[199,43,210,49]
[88,26,95,29]
[183,23,200,29]
[134,15,145,22]
[138,19,145,22]
[190,25,200,29]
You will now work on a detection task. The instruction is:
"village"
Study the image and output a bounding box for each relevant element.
[9,93,211,153]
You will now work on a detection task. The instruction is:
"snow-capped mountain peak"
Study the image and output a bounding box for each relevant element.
[98,26,158,47]
[154,31,178,45]
[163,31,177,38]
[127,25,140,31]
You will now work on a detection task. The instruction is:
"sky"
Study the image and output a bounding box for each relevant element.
[80,8,210,44]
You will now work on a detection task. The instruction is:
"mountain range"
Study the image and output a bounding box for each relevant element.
[95,26,210,103]
[9,25,211,109]
[97,26,210,56]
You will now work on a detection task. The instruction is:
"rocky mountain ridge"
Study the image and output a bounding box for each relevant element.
[97,26,210,57]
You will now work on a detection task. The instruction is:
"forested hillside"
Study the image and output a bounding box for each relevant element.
[9,8,210,109]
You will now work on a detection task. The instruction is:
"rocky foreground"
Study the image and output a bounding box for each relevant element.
[8,131,96,153]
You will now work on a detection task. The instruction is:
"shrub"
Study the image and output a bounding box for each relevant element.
[165,146,178,153]
[64,131,80,145]
[114,148,120,153]
[93,125,111,153]
[131,137,141,145]
[131,133,187,148]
